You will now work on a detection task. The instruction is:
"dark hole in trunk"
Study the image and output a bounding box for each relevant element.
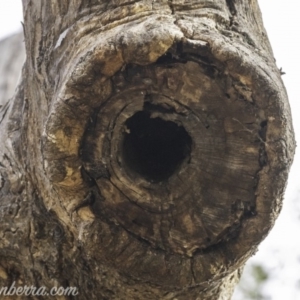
[122,111,192,183]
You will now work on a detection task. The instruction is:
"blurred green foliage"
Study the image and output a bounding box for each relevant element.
[233,264,270,300]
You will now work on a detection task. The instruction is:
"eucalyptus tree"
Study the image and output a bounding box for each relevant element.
[0,1,294,299]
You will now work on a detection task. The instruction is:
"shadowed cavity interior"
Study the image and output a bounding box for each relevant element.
[122,111,192,183]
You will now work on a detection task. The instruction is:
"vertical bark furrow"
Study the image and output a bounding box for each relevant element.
[225,0,237,16]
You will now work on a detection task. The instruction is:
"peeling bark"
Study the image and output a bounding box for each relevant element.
[0,1,295,299]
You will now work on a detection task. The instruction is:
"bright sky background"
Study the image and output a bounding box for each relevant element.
[0,3,23,40]
[0,1,299,299]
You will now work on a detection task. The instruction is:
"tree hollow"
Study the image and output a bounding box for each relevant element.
[123,110,192,183]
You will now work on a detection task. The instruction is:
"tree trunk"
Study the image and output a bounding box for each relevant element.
[0,1,295,299]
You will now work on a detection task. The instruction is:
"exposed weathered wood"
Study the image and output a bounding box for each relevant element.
[0,1,295,299]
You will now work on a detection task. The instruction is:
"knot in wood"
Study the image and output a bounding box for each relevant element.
[81,60,263,257]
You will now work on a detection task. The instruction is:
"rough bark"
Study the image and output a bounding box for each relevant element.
[0,1,295,299]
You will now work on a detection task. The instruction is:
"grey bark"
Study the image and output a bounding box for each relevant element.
[0,1,295,299]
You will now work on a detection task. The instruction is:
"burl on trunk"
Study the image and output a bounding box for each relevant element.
[0,1,295,299]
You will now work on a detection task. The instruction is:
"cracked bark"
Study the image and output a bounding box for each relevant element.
[0,1,295,299]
